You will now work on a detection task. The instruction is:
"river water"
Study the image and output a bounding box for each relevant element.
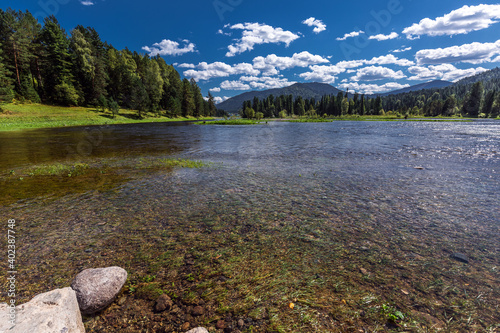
[1,120,499,331]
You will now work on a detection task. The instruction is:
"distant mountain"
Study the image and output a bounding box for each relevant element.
[378,80,452,96]
[217,82,344,112]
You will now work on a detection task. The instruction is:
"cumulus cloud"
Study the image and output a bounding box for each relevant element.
[80,0,94,5]
[220,80,251,91]
[142,39,196,57]
[177,63,196,69]
[334,55,414,69]
[183,61,260,81]
[252,51,329,75]
[298,65,346,83]
[365,54,414,67]
[240,76,295,90]
[408,64,488,82]
[392,46,412,53]
[336,30,364,41]
[217,77,295,91]
[302,17,327,33]
[416,40,500,65]
[351,66,406,81]
[224,23,300,57]
[209,87,221,93]
[338,82,411,95]
[403,4,500,39]
[369,32,399,41]
[213,96,230,104]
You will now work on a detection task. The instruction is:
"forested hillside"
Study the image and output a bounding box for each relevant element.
[240,68,500,118]
[0,8,217,118]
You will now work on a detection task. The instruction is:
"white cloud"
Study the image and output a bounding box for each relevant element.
[252,51,329,75]
[220,80,251,90]
[403,4,500,39]
[392,46,412,53]
[338,82,410,95]
[80,0,94,5]
[408,64,488,82]
[217,29,232,36]
[177,63,196,69]
[183,61,260,81]
[416,40,500,65]
[334,55,414,69]
[142,39,196,57]
[213,96,230,104]
[240,76,295,90]
[302,17,327,34]
[336,30,364,41]
[365,54,414,67]
[225,23,300,57]
[218,77,295,91]
[209,87,221,93]
[369,32,399,41]
[351,66,406,81]
[335,60,366,69]
[299,65,346,83]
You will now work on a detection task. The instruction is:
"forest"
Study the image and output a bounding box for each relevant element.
[240,69,500,119]
[0,8,218,118]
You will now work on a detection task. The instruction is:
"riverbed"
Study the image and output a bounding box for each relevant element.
[1,120,499,332]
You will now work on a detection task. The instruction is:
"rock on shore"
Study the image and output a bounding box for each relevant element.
[71,266,127,315]
[0,287,85,333]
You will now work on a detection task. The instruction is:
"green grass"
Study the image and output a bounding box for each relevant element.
[196,119,265,125]
[0,103,212,131]
[287,118,332,123]
[0,157,212,206]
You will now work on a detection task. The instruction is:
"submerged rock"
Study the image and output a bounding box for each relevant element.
[0,287,85,333]
[71,266,128,315]
[450,253,469,263]
[186,328,209,333]
[154,294,173,312]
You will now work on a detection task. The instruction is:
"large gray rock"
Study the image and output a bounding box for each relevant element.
[186,328,209,333]
[71,266,127,315]
[0,287,85,332]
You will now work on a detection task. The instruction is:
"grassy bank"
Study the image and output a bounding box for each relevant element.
[197,115,477,125]
[196,119,266,125]
[0,103,212,131]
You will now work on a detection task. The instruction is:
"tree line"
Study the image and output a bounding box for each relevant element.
[0,8,219,118]
[241,70,500,119]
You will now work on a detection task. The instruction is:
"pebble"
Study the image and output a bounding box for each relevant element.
[216,320,226,329]
[181,322,190,331]
[451,253,469,263]
[192,306,204,316]
[154,294,173,312]
[237,319,244,328]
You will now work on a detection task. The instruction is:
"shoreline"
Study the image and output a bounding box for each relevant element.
[0,103,213,132]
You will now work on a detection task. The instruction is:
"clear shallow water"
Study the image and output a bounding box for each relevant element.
[1,120,499,330]
[1,120,499,226]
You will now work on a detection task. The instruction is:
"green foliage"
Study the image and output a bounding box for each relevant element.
[53,81,80,106]
[381,304,405,323]
[255,112,264,120]
[462,82,483,117]
[243,107,255,119]
[0,9,209,117]
[108,97,119,118]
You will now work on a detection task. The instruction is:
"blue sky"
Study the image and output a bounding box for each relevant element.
[7,0,500,103]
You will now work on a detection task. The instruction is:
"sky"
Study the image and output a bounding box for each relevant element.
[6,0,500,103]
